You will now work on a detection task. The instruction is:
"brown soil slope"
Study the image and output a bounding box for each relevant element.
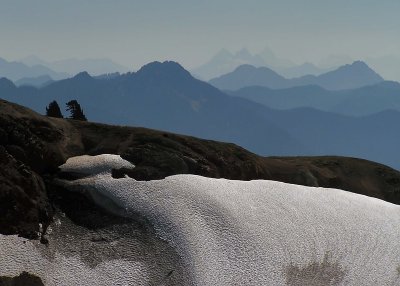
[1,99,400,239]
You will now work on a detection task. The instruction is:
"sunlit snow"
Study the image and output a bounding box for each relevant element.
[1,154,400,285]
[58,154,135,176]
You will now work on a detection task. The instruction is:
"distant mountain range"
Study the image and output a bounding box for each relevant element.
[0,62,304,157]
[14,75,54,88]
[209,61,384,91]
[191,48,330,80]
[0,57,68,81]
[1,61,400,170]
[277,62,334,78]
[228,81,400,116]
[0,55,131,84]
[20,55,130,76]
[191,48,266,80]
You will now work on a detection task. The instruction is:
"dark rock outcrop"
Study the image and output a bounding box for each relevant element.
[0,146,50,239]
[0,272,44,286]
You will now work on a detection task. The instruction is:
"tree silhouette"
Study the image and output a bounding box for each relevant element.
[45,100,63,118]
[66,100,87,121]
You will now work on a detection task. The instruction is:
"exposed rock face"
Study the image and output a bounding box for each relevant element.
[0,100,79,239]
[0,146,49,239]
[0,104,65,239]
[0,272,44,286]
[1,99,400,241]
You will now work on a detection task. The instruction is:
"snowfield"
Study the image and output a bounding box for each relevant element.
[1,154,400,285]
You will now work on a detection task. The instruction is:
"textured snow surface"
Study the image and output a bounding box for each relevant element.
[2,154,400,285]
[0,234,151,285]
[0,214,187,286]
[59,154,135,176]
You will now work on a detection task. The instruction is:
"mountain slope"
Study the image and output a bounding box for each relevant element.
[210,61,384,91]
[1,61,400,169]
[2,98,400,241]
[2,61,305,157]
[292,60,384,90]
[228,85,337,111]
[263,107,400,169]
[209,64,288,90]
[229,81,400,116]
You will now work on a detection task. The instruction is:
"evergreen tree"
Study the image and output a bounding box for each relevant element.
[66,100,87,121]
[46,100,63,118]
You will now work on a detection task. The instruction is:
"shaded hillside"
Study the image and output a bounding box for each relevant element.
[228,85,338,111]
[1,99,400,240]
[0,61,306,157]
[229,81,400,116]
[210,61,384,91]
[2,61,400,170]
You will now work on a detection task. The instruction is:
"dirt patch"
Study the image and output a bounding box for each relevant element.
[286,253,346,286]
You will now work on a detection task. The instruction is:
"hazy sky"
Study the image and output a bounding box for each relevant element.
[1,0,400,71]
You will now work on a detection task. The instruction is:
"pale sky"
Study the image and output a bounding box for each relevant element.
[1,0,399,72]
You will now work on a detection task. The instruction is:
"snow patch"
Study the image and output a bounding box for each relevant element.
[0,235,150,286]
[2,154,400,285]
[59,154,134,176]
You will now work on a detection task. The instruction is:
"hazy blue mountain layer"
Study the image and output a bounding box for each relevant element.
[0,57,68,81]
[229,81,400,116]
[191,48,330,80]
[15,75,54,88]
[1,61,399,169]
[210,61,384,91]
[20,55,130,76]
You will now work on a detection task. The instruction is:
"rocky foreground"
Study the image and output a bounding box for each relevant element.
[2,154,400,285]
[1,99,400,285]
[1,99,400,240]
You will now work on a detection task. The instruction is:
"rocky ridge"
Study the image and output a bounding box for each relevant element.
[1,99,400,240]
